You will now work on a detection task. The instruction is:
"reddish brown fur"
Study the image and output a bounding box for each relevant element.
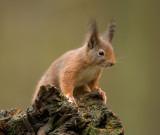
[33,20,116,104]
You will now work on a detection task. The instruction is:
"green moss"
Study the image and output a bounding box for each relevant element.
[92,105,97,110]
[87,118,92,122]
[7,113,26,135]
[8,121,18,135]
[57,101,63,106]
[80,116,85,122]
[82,124,100,135]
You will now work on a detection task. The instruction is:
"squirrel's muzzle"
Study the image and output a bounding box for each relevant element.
[108,61,115,67]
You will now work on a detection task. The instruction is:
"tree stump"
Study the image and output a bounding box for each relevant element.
[0,85,124,135]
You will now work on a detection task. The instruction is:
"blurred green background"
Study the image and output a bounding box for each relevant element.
[0,0,160,134]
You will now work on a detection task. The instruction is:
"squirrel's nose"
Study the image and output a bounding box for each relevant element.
[109,61,115,67]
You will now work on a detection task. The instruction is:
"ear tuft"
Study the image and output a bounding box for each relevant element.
[87,19,99,49]
[103,19,116,43]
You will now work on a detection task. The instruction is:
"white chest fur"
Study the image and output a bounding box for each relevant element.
[76,66,100,86]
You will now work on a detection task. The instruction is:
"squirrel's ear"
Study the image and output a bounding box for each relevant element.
[102,19,115,43]
[87,19,99,49]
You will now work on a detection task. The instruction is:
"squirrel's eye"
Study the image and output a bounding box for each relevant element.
[99,50,104,56]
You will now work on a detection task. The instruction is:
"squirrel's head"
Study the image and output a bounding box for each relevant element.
[85,19,115,68]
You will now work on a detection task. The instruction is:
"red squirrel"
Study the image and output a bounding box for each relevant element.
[33,19,115,104]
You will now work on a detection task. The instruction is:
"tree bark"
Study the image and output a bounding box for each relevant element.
[0,85,124,135]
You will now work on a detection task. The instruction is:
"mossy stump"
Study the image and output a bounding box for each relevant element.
[0,85,124,135]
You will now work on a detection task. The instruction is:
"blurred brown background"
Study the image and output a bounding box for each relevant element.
[0,0,160,135]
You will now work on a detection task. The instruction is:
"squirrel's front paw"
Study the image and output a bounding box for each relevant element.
[66,95,77,105]
[95,88,107,104]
